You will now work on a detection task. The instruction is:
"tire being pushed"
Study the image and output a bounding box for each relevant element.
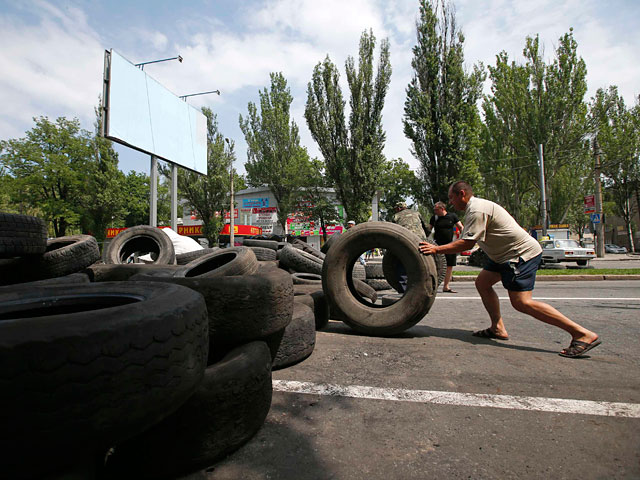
[0,282,209,479]
[322,221,437,336]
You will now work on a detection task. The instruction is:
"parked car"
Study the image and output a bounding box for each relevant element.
[540,239,596,266]
[605,244,627,254]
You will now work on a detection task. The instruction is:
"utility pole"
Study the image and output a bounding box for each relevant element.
[538,144,548,237]
[226,138,234,246]
[594,139,605,257]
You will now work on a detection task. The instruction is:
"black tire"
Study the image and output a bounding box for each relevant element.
[24,234,101,281]
[272,301,316,370]
[248,246,277,261]
[291,272,322,285]
[295,290,330,330]
[365,263,385,279]
[0,282,208,478]
[292,238,326,260]
[352,263,366,279]
[383,240,445,290]
[425,239,447,286]
[176,246,258,278]
[0,212,48,257]
[104,226,175,265]
[0,272,90,292]
[354,277,377,303]
[176,247,220,265]
[130,268,294,363]
[103,341,272,480]
[279,245,323,274]
[243,238,279,250]
[83,263,181,282]
[364,278,392,291]
[320,232,341,253]
[322,221,437,335]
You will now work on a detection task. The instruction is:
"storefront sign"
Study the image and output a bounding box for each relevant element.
[242,198,270,208]
[220,224,262,236]
[177,225,203,236]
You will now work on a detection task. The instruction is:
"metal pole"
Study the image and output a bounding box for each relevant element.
[171,163,178,230]
[149,155,158,227]
[594,140,605,257]
[226,139,234,246]
[538,144,547,237]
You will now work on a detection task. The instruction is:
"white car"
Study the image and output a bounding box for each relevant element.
[540,239,596,266]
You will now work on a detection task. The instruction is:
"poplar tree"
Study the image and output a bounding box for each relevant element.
[305,29,392,223]
[403,0,484,208]
[240,72,312,232]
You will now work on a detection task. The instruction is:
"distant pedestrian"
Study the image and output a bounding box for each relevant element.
[427,201,464,293]
[418,181,601,358]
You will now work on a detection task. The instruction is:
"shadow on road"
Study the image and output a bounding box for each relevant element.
[321,320,555,354]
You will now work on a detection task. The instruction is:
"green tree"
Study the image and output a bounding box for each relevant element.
[78,106,127,244]
[590,87,640,252]
[297,159,341,241]
[121,171,150,227]
[377,158,419,219]
[240,72,312,232]
[403,0,484,209]
[305,29,392,223]
[178,108,238,246]
[481,30,590,227]
[0,116,93,236]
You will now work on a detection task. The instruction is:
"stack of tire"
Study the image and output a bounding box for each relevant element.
[0,214,309,479]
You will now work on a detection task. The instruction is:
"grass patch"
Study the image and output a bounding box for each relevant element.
[453,268,640,276]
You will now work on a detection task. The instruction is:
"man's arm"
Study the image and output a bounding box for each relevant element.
[419,238,476,255]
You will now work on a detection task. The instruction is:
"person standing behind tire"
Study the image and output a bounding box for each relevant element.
[391,201,430,292]
[427,201,464,293]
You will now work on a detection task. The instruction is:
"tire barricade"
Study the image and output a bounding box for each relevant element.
[0,214,438,478]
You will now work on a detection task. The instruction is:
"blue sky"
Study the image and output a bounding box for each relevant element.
[1,0,639,177]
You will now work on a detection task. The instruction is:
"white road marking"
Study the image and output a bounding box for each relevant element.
[273,380,640,418]
[435,297,640,301]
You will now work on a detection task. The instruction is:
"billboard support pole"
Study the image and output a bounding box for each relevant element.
[171,163,178,230]
[150,155,158,227]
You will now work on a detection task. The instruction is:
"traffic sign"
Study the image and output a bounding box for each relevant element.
[590,213,601,224]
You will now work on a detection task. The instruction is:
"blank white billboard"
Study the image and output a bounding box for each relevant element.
[103,49,207,175]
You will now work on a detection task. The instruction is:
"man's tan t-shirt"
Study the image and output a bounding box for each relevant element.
[461,196,542,264]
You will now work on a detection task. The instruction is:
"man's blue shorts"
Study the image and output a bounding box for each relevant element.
[483,253,542,292]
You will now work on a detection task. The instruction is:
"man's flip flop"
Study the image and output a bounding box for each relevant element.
[472,328,509,340]
[443,288,457,293]
[559,338,602,358]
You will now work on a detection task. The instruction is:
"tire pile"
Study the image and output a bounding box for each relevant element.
[0,213,438,478]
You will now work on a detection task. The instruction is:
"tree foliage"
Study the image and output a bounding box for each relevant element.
[590,87,640,251]
[481,29,590,227]
[403,0,484,208]
[377,158,419,219]
[297,159,341,241]
[176,107,238,245]
[240,72,312,231]
[0,116,93,236]
[305,29,392,223]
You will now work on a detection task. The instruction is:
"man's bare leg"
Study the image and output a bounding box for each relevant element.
[508,290,599,343]
[443,266,453,291]
[474,269,509,337]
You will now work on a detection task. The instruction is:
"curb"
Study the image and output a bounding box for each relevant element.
[453,275,640,282]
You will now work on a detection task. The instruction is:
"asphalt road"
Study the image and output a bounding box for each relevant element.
[205,279,640,480]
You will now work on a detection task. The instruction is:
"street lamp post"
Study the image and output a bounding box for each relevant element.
[225,138,234,246]
[135,55,183,70]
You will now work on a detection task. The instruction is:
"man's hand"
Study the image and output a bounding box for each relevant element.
[419,242,437,256]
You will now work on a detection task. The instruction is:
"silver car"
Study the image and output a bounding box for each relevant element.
[540,239,596,266]
[605,244,627,254]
